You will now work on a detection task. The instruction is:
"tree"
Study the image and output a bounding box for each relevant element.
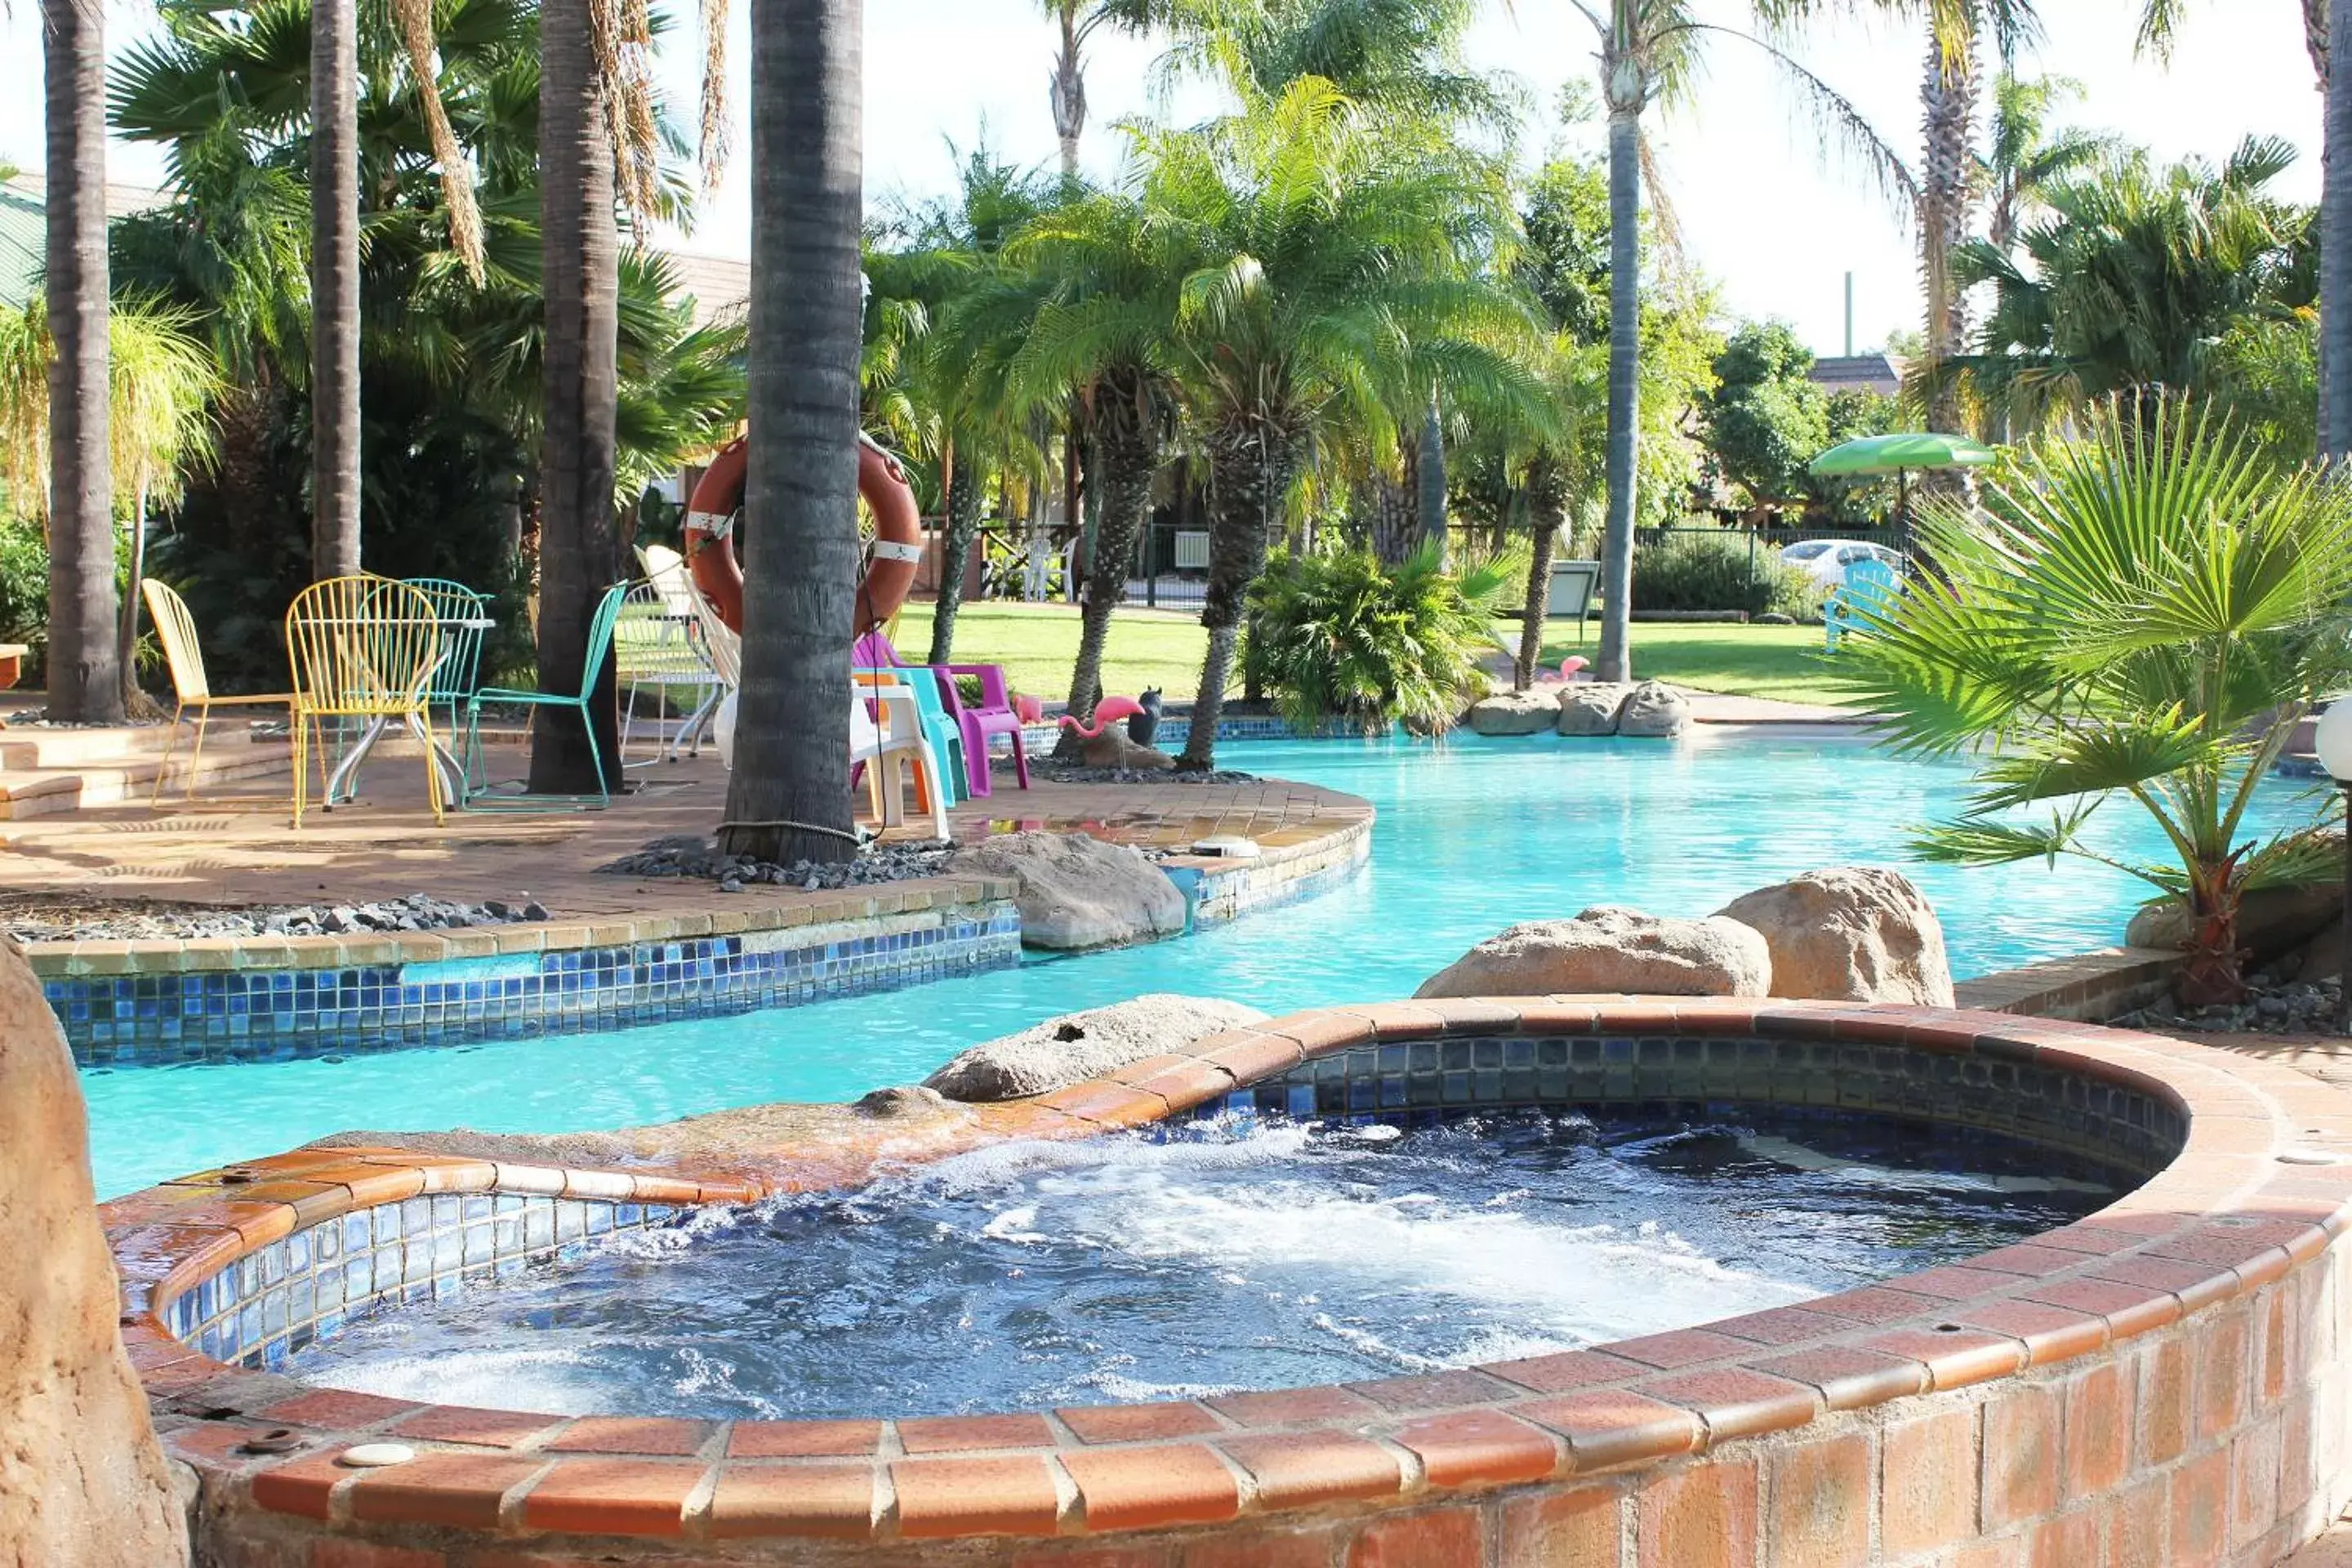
[1847,398,2352,1005]
[1575,0,1910,683]
[1040,0,1179,180]
[532,0,626,795]
[310,0,359,580]
[1983,73,2106,255]
[1701,320,1829,515]
[42,0,119,722]
[1957,139,2312,434]
[719,0,863,864]
[1129,80,1542,768]
[992,190,1184,740]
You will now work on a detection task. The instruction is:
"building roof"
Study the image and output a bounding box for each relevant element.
[0,173,175,310]
[1808,354,1904,398]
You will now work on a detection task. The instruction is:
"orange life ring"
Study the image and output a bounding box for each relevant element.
[683,432,923,636]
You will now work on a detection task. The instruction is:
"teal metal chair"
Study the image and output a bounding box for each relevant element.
[459,581,627,810]
[403,575,492,754]
[856,664,967,805]
[1824,557,1901,653]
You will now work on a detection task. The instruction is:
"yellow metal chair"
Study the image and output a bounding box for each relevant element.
[285,575,446,827]
[143,579,302,807]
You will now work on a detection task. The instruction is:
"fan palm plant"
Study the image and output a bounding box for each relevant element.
[1844,398,2352,1005]
[1241,538,1521,734]
[1129,78,1545,768]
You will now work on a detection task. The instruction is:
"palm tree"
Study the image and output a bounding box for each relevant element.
[1846,397,2352,1004]
[718,0,864,864]
[108,302,220,709]
[1957,139,2310,434]
[311,0,361,580]
[1983,73,2106,256]
[1131,80,1544,768]
[532,0,626,795]
[1575,0,1910,683]
[991,188,1186,737]
[42,0,120,722]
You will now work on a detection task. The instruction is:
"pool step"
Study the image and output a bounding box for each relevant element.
[0,742,292,818]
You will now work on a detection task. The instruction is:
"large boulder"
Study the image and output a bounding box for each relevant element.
[955,830,1189,950]
[1415,906,1772,999]
[1615,679,1691,738]
[2127,882,2341,962]
[1716,866,1955,1006]
[1079,728,1178,771]
[1466,690,1561,737]
[1557,684,1633,737]
[0,938,189,1566]
[925,995,1271,1101]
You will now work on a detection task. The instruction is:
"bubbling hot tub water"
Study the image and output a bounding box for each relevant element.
[287,1111,2123,1419]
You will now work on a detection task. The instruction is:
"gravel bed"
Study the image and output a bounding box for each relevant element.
[1020,759,1258,785]
[2113,966,2345,1036]
[596,834,958,893]
[0,891,548,943]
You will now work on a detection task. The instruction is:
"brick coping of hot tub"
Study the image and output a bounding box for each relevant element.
[109,997,2352,1566]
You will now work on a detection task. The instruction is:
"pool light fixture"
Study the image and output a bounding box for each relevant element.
[2313,698,2352,1035]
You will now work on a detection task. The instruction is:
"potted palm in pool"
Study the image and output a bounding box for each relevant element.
[1844,395,2352,1006]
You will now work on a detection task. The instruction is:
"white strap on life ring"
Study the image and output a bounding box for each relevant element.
[870,539,926,564]
[687,509,736,541]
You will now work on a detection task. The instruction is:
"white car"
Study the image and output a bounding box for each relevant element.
[1777,539,1904,587]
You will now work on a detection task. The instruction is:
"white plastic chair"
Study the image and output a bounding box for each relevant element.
[710,675,951,841]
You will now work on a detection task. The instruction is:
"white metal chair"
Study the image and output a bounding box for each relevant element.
[614,577,724,763]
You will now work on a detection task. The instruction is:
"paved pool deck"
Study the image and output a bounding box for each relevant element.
[0,743,1368,919]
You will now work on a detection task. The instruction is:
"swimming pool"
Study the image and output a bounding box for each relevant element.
[78,731,2313,1196]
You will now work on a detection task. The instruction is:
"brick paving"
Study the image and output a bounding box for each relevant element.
[0,739,1370,921]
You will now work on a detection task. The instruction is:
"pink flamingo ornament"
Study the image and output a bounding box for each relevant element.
[1057,696,1146,740]
[1560,655,1590,681]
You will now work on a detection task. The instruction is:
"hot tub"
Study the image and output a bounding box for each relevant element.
[109,997,2352,1566]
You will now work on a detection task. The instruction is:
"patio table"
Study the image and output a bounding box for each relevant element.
[319,615,498,807]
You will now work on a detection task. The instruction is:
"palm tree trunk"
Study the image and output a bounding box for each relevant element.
[1596,105,1641,685]
[1920,23,1978,441]
[42,0,119,724]
[928,448,982,664]
[1050,2,1085,184]
[1416,394,1446,560]
[2325,0,2352,458]
[310,0,362,580]
[1515,461,1564,691]
[719,0,862,863]
[1057,386,1157,758]
[532,0,624,794]
[1183,419,1294,770]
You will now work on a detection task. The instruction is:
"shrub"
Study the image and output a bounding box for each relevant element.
[0,518,46,683]
[1632,531,1820,618]
[1241,541,1519,734]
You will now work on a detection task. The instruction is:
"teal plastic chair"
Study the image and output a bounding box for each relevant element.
[459,581,627,810]
[1824,557,1901,653]
[857,664,966,805]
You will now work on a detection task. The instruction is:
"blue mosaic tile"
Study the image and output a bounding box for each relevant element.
[48,903,1023,1066]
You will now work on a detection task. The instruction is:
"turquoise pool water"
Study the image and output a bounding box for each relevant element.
[79,733,2314,1197]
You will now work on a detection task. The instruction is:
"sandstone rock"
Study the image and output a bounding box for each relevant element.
[1557,684,1633,737]
[853,1085,970,1120]
[0,938,189,1566]
[1716,866,1954,1006]
[2127,883,2342,962]
[1615,679,1690,738]
[954,831,1189,950]
[1414,906,1771,999]
[1080,728,1177,770]
[924,995,1271,1101]
[1466,690,1561,737]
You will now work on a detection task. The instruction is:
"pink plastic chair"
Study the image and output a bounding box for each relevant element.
[854,630,1030,797]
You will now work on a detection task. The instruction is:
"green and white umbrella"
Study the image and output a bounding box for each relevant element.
[1810,433,1998,530]
[1808,432,1998,477]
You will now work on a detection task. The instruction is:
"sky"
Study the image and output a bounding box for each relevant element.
[0,0,2323,356]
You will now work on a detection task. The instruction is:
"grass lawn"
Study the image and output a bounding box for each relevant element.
[887,601,1209,702]
[886,600,1873,710]
[1523,621,1877,709]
